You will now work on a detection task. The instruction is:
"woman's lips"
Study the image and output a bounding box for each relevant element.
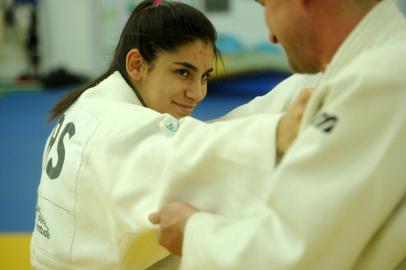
[173,101,195,113]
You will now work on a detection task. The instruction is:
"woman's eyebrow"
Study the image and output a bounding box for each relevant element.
[173,62,198,71]
[173,62,214,73]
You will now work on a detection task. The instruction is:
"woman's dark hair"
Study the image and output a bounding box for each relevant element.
[49,0,220,121]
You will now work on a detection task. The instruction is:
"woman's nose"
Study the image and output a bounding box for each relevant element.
[185,81,207,102]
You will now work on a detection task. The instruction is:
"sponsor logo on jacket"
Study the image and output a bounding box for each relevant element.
[313,112,338,133]
[35,206,51,239]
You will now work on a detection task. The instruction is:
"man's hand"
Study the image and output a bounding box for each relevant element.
[149,202,198,256]
[277,88,315,157]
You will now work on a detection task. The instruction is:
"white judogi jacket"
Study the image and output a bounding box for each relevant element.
[30,68,321,269]
[181,1,406,270]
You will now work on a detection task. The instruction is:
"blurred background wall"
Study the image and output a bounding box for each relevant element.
[34,0,406,78]
[1,0,290,82]
[1,0,406,82]
[36,0,289,79]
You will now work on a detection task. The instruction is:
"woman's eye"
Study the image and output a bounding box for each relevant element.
[176,69,189,77]
[202,73,211,81]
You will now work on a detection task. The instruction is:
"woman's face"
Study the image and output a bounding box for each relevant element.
[137,40,215,118]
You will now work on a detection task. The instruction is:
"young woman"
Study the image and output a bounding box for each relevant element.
[31,0,220,269]
[49,0,218,121]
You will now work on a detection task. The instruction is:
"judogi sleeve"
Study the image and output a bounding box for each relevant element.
[179,57,406,270]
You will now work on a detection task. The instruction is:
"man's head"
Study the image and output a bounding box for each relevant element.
[255,0,381,73]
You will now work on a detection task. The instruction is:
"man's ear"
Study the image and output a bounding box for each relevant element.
[126,49,147,81]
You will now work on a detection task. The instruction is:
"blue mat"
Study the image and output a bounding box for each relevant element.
[0,90,68,232]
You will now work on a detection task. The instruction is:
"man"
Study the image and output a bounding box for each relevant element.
[150,0,406,269]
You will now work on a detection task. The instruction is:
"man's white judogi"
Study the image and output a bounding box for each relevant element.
[180,1,406,269]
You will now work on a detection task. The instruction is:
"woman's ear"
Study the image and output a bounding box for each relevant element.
[126,49,147,81]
